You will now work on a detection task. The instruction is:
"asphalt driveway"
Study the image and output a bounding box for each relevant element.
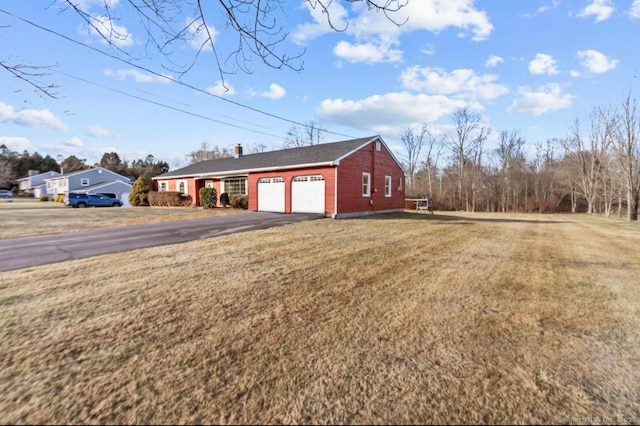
[0,212,323,272]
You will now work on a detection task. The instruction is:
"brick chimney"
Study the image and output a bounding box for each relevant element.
[234,143,243,158]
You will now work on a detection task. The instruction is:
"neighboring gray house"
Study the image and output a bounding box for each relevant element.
[46,167,133,203]
[16,170,60,198]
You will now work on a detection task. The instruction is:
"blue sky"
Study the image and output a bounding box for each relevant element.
[1,1,639,170]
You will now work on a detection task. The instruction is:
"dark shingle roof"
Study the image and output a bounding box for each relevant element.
[156,136,379,178]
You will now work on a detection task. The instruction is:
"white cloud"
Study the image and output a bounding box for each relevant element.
[576,49,618,73]
[333,40,402,64]
[365,0,494,41]
[422,43,436,55]
[570,70,582,78]
[316,92,480,133]
[523,0,560,17]
[65,137,84,148]
[89,15,134,47]
[631,0,640,18]
[0,136,32,152]
[528,53,559,75]
[400,66,508,100]
[87,126,115,138]
[103,69,171,83]
[538,1,560,13]
[578,0,614,22]
[293,0,493,65]
[259,84,286,100]
[507,83,574,116]
[73,0,120,9]
[186,18,218,51]
[485,55,504,68]
[0,102,68,131]
[291,1,349,45]
[206,81,236,96]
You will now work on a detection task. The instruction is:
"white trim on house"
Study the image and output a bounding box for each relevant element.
[176,179,188,195]
[153,162,337,181]
[222,178,247,195]
[385,175,392,197]
[334,136,406,174]
[334,167,338,217]
[362,172,371,197]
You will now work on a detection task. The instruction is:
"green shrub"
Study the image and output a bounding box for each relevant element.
[39,196,49,202]
[199,187,217,208]
[230,194,248,210]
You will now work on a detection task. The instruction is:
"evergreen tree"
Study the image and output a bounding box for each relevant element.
[129,171,153,206]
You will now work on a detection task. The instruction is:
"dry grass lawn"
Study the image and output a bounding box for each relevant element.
[1,211,639,424]
[0,198,245,238]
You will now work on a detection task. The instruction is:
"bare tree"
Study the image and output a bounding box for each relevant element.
[2,1,407,93]
[400,124,430,193]
[186,141,232,164]
[447,108,490,211]
[0,59,59,98]
[285,120,325,148]
[612,93,640,221]
[494,130,526,212]
[561,106,616,214]
[416,130,443,199]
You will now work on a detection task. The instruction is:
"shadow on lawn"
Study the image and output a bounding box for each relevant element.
[354,211,571,224]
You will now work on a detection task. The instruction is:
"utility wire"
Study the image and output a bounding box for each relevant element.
[56,70,286,139]
[0,8,357,139]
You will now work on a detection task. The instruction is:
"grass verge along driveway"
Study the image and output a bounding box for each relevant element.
[1,212,639,424]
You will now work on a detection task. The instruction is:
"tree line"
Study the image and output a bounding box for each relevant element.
[403,93,639,221]
[0,147,169,190]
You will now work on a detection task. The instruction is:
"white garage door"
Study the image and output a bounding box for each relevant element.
[258,177,285,213]
[292,175,325,213]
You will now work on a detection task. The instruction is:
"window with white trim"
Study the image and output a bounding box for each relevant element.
[384,175,392,197]
[177,180,187,195]
[224,178,247,195]
[159,182,168,192]
[362,172,371,197]
[80,178,89,186]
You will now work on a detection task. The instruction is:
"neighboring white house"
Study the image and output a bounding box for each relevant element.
[45,167,133,203]
[16,170,60,198]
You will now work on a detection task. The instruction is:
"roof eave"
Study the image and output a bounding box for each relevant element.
[153,161,337,180]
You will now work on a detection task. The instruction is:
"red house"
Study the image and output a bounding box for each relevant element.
[152,136,406,218]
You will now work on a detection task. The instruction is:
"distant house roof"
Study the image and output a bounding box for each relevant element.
[16,170,60,182]
[45,167,130,182]
[155,136,395,179]
[70,180,132,193]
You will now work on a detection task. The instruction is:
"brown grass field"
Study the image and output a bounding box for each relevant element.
[0,198,245,238]
[1,208,639,424]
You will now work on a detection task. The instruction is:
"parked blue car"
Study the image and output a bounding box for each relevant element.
[64,192,122,208]
[0,189,12,198]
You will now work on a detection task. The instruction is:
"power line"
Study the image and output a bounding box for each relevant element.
[0,8,357,139]
[56,70,286,139]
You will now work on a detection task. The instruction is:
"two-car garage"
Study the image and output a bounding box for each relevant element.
[258,175,325,214]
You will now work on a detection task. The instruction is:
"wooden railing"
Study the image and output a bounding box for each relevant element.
[406,198,433,213]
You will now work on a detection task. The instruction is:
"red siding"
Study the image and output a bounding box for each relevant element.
[154,137,405,216]
[248,166,336,215]
[336,140,405,215]
[153,177,217,206]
